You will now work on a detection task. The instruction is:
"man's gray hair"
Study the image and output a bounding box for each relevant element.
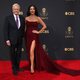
[12,3,20,9]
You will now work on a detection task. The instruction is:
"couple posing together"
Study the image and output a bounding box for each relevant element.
[4,3,80,76]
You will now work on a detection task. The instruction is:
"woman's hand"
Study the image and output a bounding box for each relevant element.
[32,30,39,34]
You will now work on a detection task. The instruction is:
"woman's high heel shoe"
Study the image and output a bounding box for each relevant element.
[30,66,34,74]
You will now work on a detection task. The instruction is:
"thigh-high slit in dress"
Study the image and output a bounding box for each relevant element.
[25,20,80,75]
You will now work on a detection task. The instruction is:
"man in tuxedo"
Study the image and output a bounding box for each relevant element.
[4,3,25,75]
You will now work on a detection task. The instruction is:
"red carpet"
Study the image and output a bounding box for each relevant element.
[0,60,80,80]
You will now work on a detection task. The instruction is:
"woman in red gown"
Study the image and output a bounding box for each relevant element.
[25,5,80,75]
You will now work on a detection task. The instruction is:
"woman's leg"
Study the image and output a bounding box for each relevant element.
[30,40,36,73]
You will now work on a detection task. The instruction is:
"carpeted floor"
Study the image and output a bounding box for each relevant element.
[0,60,80,80]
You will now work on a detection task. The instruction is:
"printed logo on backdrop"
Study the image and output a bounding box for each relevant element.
[21,48,24,52]
[38,25,49,34]
[39,8,49,34]
[64,26,74,52]
[19,11,23,15]
[65,26,74,38]
[65,12,75,16]
[41,29,49,34]
[40,8,48,20]
[64,48,74,51]
[42,44,48,55]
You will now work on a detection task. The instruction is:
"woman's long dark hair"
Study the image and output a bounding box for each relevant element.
[27,4,38,16]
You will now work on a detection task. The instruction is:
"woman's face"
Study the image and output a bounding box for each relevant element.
[30,6,35,15]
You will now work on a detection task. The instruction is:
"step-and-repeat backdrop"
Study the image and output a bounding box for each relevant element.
[0,0,80,60]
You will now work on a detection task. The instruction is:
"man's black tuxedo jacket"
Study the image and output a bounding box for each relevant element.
[4,14,25,45]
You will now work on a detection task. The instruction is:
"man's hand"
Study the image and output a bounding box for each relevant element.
[6,40,11,46]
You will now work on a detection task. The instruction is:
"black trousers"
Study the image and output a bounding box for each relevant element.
[9,38,22,71]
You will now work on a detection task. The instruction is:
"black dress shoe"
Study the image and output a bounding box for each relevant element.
[17,68,22,72]
[13,70,18,75]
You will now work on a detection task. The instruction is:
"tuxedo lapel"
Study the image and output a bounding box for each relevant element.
[11,15,17,27]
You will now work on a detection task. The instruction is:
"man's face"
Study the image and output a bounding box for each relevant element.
[12,6,20,15]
